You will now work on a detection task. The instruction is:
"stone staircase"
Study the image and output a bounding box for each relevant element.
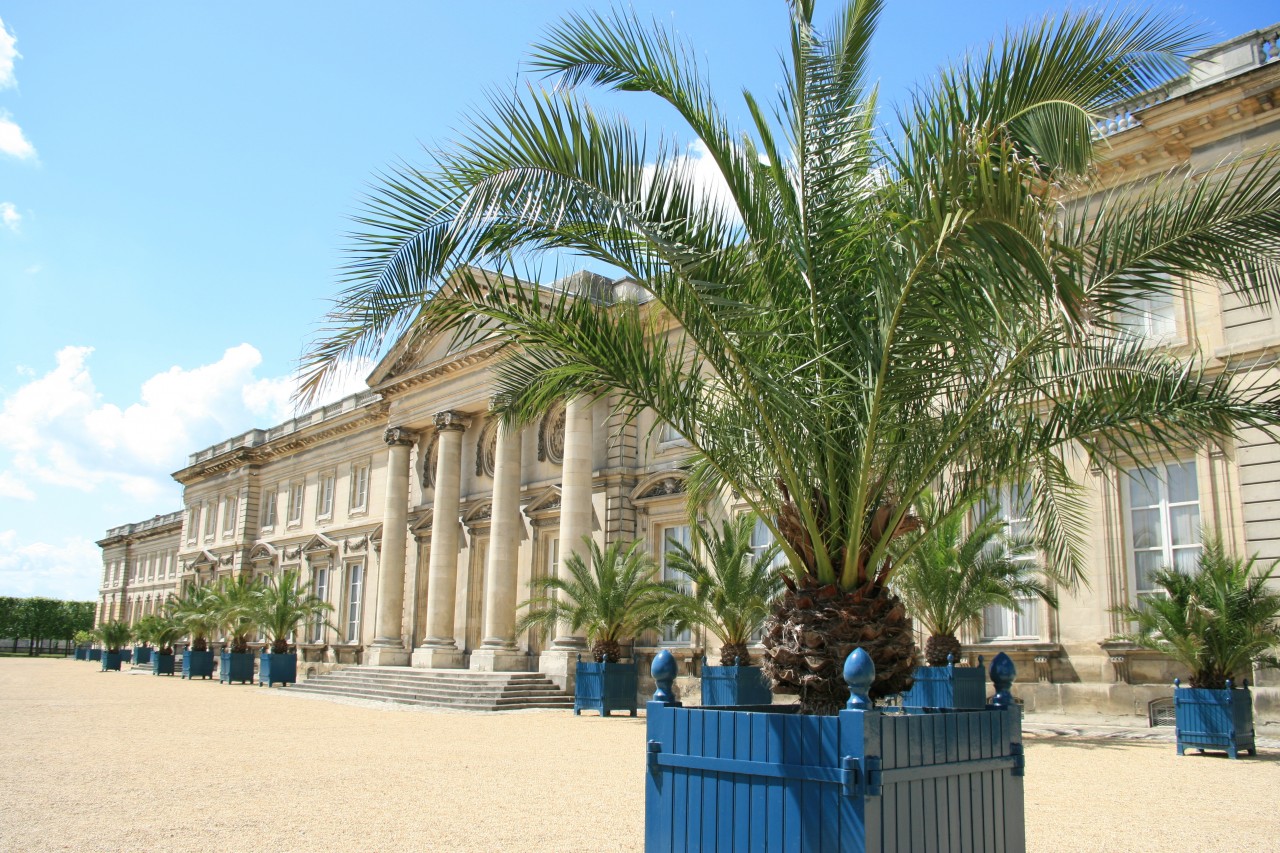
[286,666,574,712]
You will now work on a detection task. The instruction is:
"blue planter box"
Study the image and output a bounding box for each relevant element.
[645,649,1026,852]
[1174,681,1257,759]
[575,659,638,717]
[259,653,297,687]
[182,650,214,680]
[901,660,987,710]
[701,663,772,706]
[74,648,86,661]
[220,651,255,684]
[152,653,175,676]
[89,649,102,662]
[101,651,122,671]
[131,647,152,665]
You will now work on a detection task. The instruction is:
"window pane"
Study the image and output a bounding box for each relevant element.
[1172,546,1202,575]
[981,604,1006,639]
[1130,508,1162,550]
[661,526,692,643]
[1169,505,1200,548]
[1128,468,1160,507]
[1015,598,1038,637]
[1134,551,1164,593]
[1166,461,1198,504]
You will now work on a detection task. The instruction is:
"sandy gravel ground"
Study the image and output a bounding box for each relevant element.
[2,658,1277,853]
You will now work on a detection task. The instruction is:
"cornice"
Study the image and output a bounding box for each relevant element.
[373,341,503,400]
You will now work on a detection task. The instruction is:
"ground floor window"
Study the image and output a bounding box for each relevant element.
[311,567,328,643]
[345,562,364,642]
[660,525,692,644]
[1127,459,1201,597]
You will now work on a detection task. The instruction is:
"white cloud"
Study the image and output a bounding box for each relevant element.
[0,530,102,600]
[0,345,374,505]
[0,111,35,160]
[243,356,373,424]
[643,139,738,222]
[1,201,19,231]
[0,17,18,90]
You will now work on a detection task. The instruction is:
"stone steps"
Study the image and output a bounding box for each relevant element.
[287,666,574,712]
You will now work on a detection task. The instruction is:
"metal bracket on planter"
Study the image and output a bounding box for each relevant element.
[1010,742,1025,777]
[647,740,661,774]
[841,755,882,798]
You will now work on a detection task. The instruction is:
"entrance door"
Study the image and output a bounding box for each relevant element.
[465,538,488,652]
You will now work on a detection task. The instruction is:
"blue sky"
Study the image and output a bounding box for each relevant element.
[0,1,1273,600]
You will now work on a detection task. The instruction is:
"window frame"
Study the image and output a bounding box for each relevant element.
[344,561,364,643]
[1124,458,1202,600]
[261,485,278,530]
[658,524,693,645]
[317,472,336,520]
[977,483,1042,642]
[287,481,305,526]
[350,462,371,514]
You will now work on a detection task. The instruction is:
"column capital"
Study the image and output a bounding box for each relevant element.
[383,426,418,447]
[433,410,470,433]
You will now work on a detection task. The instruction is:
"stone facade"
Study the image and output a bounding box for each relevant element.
[98,24,1280,718]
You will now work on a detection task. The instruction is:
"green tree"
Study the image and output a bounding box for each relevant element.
[306,2,1280,710]
[1114,539,1280,690]
[516,537,677,663]
[210,575,265,654]
[251,569,334,654]
[167,583,219,652]
[893,490,1058,667]
[93,620,133,654]
[21,598,66,656]
[0,597,21,652]
[135,615,184,656]
[663,515,784,666]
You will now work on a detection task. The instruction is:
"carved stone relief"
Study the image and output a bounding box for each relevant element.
[476,417,499,478]
[538,402,566,464]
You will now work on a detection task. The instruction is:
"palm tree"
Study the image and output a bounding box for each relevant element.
[138,615,185,656]
[893,491,1058,667]
[251,569,334,654]
[664,515,784,666]
[167,582,219,653]
[516,537,676,663]
[93,620,133,654]
[1114,538,1280,690]
[132,614,164,649]
[304,2,1280,711]
[210,574,264,655]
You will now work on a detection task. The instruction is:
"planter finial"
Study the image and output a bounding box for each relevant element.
[652,649,678,705]
[844,648,874,711]
[989,652,1016,709]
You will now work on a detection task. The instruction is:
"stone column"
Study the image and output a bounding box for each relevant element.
[539,395,593,688]
[365,426,416,667]
[471,418,527,672]
[413,410,469,669]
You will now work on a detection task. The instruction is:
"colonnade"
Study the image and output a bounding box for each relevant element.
[367,399,594,676]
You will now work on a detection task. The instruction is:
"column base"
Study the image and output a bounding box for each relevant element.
[364,642,410,667]
[412,645,465,669]
[470,647,530,672]
[538,647,588,691]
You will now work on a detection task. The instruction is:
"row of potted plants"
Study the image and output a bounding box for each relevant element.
[81,569,332,688]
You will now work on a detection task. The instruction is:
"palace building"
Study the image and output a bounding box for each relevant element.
[98,24,1280,720]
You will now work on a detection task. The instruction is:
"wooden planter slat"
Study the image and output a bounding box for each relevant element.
[1174,682,1257,758]
[701,663,772,706]
[574,659,638,717]
[901,661,986,710]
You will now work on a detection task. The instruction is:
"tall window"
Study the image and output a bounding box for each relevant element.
[345,563,364,642]
[222,496,237,536]
[748,518,786,642]
[186,507,198,544]
[318,474,335,519]
[1128,460,1201,597]
[203,501,217,538]
[311,567,328,643]
[979,483,1040,640]
[1118,289,1175,343]
[656,420,682,444]
[350,463,370,513]
[660,525,692,643]
[261,486,277,529]
[287,482,305,525]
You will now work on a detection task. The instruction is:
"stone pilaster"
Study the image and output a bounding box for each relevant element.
[414,411,469,669]
[539,396,593,687]
[471,418,527,672]
[365,426,416,667]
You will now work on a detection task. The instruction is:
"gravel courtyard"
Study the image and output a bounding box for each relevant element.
[2,658,1277,852]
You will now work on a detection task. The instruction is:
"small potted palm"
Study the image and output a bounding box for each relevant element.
[168,583,219,679]
[1115,538,1280,759]
[130,615,163,666]
[893,491,1058,709]
[517,536,677,717]
[663,515,783,706]
[251,568,333,687]
[212,575,263,685]
[95,621,133,672]
[146,616,185,676]
[73,630,92,661]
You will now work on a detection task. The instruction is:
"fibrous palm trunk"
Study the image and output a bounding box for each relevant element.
[718,642,751,667]
[593,638,622,663]
[761,578,916,714]
[924,633,963,667]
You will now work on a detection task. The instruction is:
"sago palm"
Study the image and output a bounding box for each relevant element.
[893,491,1058,667]
[252,569,334,654]
[1114,538,1280,689]
[664,515,784,666]
[516,537,676,663]
[167,583,219,653]
[304,2,1280,711]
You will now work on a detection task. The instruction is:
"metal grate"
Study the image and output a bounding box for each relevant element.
[1148,697,1175,727]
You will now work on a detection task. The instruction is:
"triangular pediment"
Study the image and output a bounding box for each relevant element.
[522,486,562,519]
[300,533,338,556]
[185,550,218,570]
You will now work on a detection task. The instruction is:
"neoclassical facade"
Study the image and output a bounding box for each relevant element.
[99,25,1280,718]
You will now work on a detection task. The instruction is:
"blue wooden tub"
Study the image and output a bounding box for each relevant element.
[220,651,255,684]
[182,650,214,679]
[646,649,1025,852]
[101,651,122,672]
[88,648,102,662]
[701,659,772,706]
[131,646,152,665]
[152,653,175,675]
[575,658,638,717]
[74,647,86,661]
[259,653,297,687]
[901,656,986,710]
[1174,679,1256,759]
